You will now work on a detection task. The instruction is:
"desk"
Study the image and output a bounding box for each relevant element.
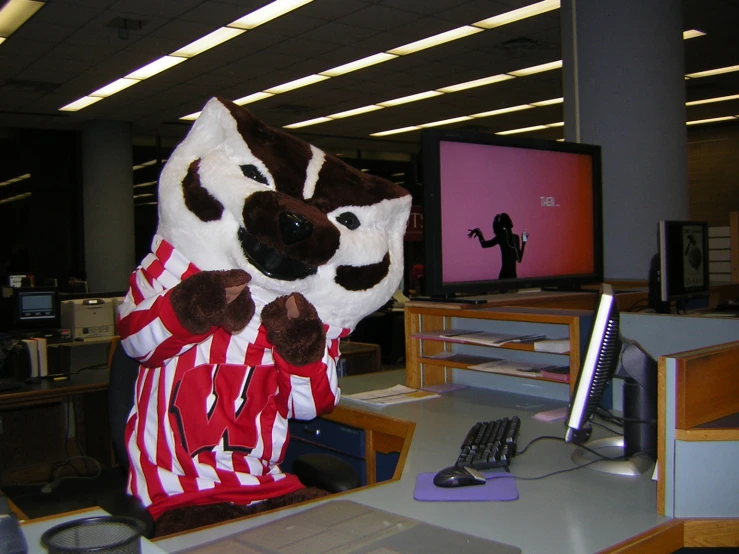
[0,369,111,484]
[157,371,666,554]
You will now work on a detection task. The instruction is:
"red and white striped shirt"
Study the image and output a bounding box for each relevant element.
[117,235,349,519]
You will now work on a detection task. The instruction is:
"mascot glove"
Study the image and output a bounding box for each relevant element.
[170,269,255,335]
[261,293,326,367]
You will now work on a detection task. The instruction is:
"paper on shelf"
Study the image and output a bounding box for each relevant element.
[344,384,440,407]
[468,359,542,376]
[534,339,570,353]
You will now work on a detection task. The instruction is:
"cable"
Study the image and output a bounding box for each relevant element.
[591,420,623,436]
[42,456,102,494]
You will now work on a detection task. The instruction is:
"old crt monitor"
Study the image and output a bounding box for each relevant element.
[421,129,603,298]
[0,287,57,332]
[657,220,710,310]
[565,284,657,476]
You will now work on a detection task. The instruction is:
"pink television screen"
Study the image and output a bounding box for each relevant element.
[422,130,602,297]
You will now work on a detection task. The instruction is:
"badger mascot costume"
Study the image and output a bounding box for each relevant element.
[116,97,411,535]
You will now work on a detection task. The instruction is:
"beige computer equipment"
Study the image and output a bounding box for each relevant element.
[60,298,115,340]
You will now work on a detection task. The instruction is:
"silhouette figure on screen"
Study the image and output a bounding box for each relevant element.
[467,213,528,279]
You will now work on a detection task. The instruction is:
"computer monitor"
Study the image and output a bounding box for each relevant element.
[420,128,603,299]
[565,283,657,476]
[656,220,710,312]
[12,287,57,331]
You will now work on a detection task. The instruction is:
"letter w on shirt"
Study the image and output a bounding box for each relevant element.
[171,364,271,456]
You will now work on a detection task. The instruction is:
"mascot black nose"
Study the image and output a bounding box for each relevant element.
[279,212,313,245]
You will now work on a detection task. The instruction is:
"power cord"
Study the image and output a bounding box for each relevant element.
[42,456,102,494]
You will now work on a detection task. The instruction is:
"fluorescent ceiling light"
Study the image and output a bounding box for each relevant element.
[185,3,563,121]
[126,56,187,80]
[228,0,313,30]
[530,97,563,106]
[546,121,564,127]
[265,74,328,94]
[328,105,383,118]
[134,193,155,200]
[90,78,139,98]
[473,0,559,29]
[0,192,31,205]
[134,181,158,189]
[497,124,548,135]
[378,91,443,107]
[508,60,562,76]
[133,160,159,170]
[171,27,245,58]
[283,117,332,129]
[438,74,513,93]
[683,29,705,40]
[686,94,739,106]
[387,26,483,56]
[234,92,275,105]
[59,96,103,112]
[686,116,737,126]
[0,0,44,38]
[370,126,421,137]
[320,53,397,77]
[471,104,533,118]
[0,37,5,45]
[0,173,30,187]
[420,116,474,128]
[686,64,739,79]
[60,0,312,113]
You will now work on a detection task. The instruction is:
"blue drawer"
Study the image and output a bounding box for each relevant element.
[288,418,365,458]
[282,439,366,486]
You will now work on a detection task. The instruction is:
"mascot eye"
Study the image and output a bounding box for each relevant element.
[336,212,360,230]
[240,164,269,185]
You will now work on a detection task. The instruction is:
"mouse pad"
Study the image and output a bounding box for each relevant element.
[413,472,519,502]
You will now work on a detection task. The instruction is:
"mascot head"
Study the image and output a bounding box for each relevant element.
[156,97,412,329]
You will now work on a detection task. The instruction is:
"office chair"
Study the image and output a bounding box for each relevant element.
[107,339,359,538]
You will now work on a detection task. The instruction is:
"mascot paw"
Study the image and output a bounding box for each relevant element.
[262,293,325,366]
[170,270,255,334]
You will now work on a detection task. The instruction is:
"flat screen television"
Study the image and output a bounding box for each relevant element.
[657,220,710,311]
[565,283,657,476]
[420,129,603,298]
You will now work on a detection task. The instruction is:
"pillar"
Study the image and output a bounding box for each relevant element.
[81,121,136,292]
[561,0,689,279]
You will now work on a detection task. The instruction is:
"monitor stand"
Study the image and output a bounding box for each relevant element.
[570,436,654,477]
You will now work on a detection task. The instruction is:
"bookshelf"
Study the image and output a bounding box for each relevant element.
[404,301,593,392]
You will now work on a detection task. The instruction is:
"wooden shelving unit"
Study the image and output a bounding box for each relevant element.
[404,301,593,392]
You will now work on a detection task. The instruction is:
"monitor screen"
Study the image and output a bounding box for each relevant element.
[565,283,657,476]
[421,129,603,298]
[658,220,710,304]
[15,288,57,327]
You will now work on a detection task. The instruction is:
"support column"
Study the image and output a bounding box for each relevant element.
[82,121,135,292]
[561,0,688,279]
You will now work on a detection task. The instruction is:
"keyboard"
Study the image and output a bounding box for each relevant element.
[455,416,521,470]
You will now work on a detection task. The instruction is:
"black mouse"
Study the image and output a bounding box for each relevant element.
[433,465,486,488]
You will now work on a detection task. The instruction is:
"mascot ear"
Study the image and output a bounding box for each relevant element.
[178,97,234,155]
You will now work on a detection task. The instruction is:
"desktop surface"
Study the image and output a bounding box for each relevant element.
[157,371,665,554]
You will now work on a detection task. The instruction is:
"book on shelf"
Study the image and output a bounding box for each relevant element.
[343,385,440,407]
[533,338,570,353]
